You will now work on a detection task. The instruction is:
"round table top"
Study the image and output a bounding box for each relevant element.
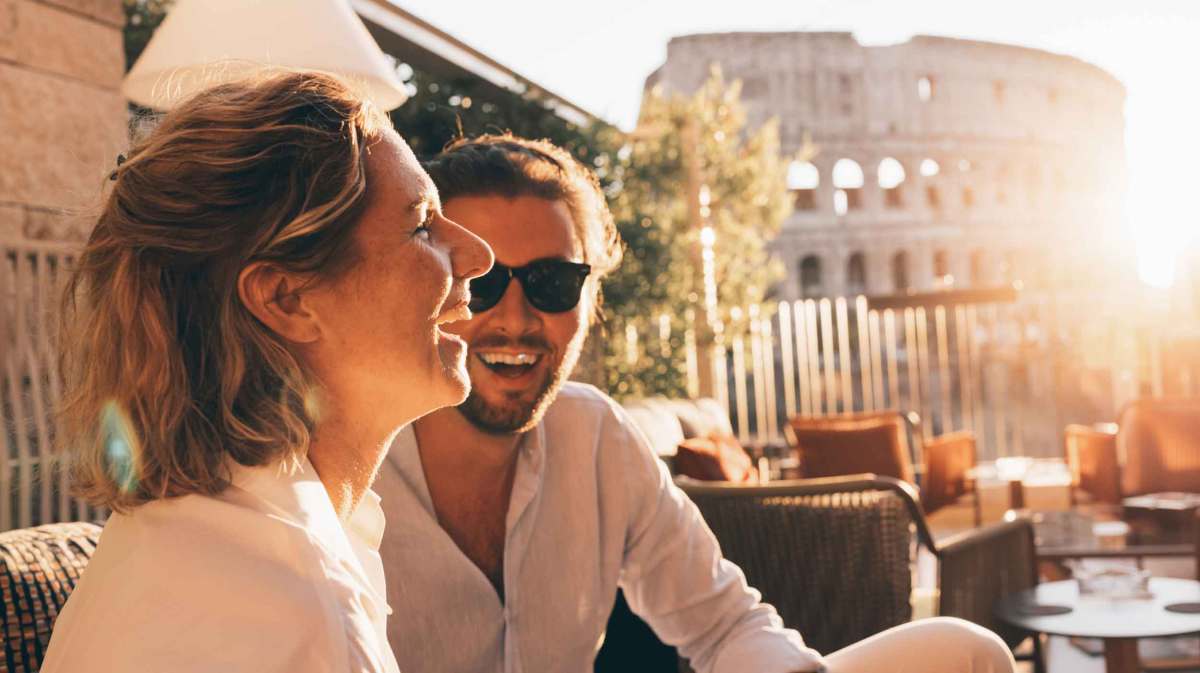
[996,578,1200,639]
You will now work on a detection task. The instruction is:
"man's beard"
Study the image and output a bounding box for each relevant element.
[457,331,585,435]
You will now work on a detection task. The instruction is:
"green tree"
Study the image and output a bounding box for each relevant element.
[123,0,172,70]
[389,70,619,163]
[601,68,793,399]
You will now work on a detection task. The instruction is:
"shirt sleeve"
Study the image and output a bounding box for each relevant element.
[611,407,827,673]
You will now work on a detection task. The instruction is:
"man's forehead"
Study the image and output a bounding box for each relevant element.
[447,195,583,265]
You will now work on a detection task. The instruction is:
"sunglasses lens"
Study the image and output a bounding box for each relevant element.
[469,266,510,312]
[522,261,589,313]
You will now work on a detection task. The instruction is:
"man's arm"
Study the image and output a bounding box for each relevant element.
[610,407,826,673]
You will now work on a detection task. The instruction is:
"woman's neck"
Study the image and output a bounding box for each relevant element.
[307,403,400,520]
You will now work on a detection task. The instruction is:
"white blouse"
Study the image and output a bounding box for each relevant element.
[41,457,400,673]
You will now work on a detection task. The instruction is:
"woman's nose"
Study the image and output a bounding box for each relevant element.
[446,218,493,280]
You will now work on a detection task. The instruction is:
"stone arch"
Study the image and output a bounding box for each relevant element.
[846,252,867,295]
[799,254,823,298]
[933,249,951,286]
[832,158,864,215]
[878,157,906,209]
[917,75,935,102]
[920,158,941,209]
[969,249,987,286]
[787,160,820,211]
[892,250,910,292]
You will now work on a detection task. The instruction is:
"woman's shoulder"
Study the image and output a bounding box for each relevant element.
[41,496,346,672]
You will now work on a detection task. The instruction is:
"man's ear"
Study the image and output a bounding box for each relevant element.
[237,262,320,344]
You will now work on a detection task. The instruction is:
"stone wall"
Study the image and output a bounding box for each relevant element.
[647,32,1131,302]
[0,0,126,242]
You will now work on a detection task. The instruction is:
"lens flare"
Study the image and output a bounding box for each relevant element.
[100,400,140,494]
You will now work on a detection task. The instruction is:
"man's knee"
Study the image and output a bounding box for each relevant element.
[915,617,1014,670]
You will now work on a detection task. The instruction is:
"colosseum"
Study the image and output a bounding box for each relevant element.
[646,33,1131,301]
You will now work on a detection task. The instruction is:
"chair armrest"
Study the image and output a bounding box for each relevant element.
[1064,423,1121,504]
[935,516,1037,649]
[920,432,977,515]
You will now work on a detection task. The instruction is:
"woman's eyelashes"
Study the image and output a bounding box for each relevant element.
[413,207,434,238]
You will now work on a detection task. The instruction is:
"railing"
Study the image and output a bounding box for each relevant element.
[0,236,1177,530]
[0,239,100,531]
[615,286,1148,462]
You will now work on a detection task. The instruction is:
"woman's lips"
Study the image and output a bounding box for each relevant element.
[435,300,472,327]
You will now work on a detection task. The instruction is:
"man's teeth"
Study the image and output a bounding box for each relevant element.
[479,353,539,365]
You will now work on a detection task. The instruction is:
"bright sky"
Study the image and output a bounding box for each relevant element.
[396,0,1197,288]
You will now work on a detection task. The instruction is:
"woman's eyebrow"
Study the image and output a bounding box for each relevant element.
[407,192,435,214]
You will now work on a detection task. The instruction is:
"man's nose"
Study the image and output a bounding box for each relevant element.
[489,275,542,334]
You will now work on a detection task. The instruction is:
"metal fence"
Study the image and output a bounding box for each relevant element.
[616,288,1148,462]
[0,239,101,531]
[0,236,1172,531]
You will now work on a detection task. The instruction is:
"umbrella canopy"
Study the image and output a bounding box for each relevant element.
[123,0,407,110]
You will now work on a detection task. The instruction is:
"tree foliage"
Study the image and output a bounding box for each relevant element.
[123,0,172,70]
[600,69,792,399]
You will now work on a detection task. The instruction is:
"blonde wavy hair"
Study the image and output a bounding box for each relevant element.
[58,71,391,510]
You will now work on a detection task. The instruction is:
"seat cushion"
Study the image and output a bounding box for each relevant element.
[622,399,686,458]
[669,398,735,439]
[0,521,102,673]
[674,434,757,483]
[791,419,914,484]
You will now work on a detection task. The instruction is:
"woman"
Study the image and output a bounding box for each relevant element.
[41,72,491,672]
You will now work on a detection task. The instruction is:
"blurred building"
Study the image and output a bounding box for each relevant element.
[1,0,128,242]
[646,32,1131,301]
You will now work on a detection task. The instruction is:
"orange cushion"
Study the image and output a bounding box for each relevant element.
[675,434,757,483]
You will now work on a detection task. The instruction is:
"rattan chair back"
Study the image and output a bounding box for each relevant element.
[0,521,101,673]
[677,474,932,654]
[1118,398,1200,496]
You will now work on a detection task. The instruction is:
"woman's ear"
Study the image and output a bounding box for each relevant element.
[237,262,321,344]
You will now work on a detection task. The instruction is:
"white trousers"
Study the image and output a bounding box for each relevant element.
[823,618,1017,673]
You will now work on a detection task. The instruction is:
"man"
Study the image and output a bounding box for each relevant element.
[376,134,1015,673]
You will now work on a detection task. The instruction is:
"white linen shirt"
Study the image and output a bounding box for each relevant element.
[377,382,825,673]
[41,458,401,673]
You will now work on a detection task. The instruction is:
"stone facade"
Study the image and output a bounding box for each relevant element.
[1,0,126,242]
[646,33,1130,300]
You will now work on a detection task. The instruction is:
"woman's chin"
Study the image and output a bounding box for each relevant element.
[430,335,472,408]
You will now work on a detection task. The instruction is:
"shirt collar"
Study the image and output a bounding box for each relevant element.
[227,455,385,552]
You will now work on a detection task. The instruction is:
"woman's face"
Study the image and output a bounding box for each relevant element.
[302,131,493,428]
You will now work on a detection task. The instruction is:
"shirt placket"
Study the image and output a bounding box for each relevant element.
[501,425,546,673]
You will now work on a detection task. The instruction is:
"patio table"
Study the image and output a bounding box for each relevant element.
[996,578,1200,673]
[1024,501,1195,564]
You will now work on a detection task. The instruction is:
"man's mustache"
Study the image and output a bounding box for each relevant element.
[470,334,554,353]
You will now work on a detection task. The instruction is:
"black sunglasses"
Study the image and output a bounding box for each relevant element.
[469,260,592,314]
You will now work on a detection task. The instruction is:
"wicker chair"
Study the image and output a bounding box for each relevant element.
[1064,398,1200,502]
[0,521,101,673]
[679,476,1042,669]
[937,517,1042,672]
[678,474,930,654]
